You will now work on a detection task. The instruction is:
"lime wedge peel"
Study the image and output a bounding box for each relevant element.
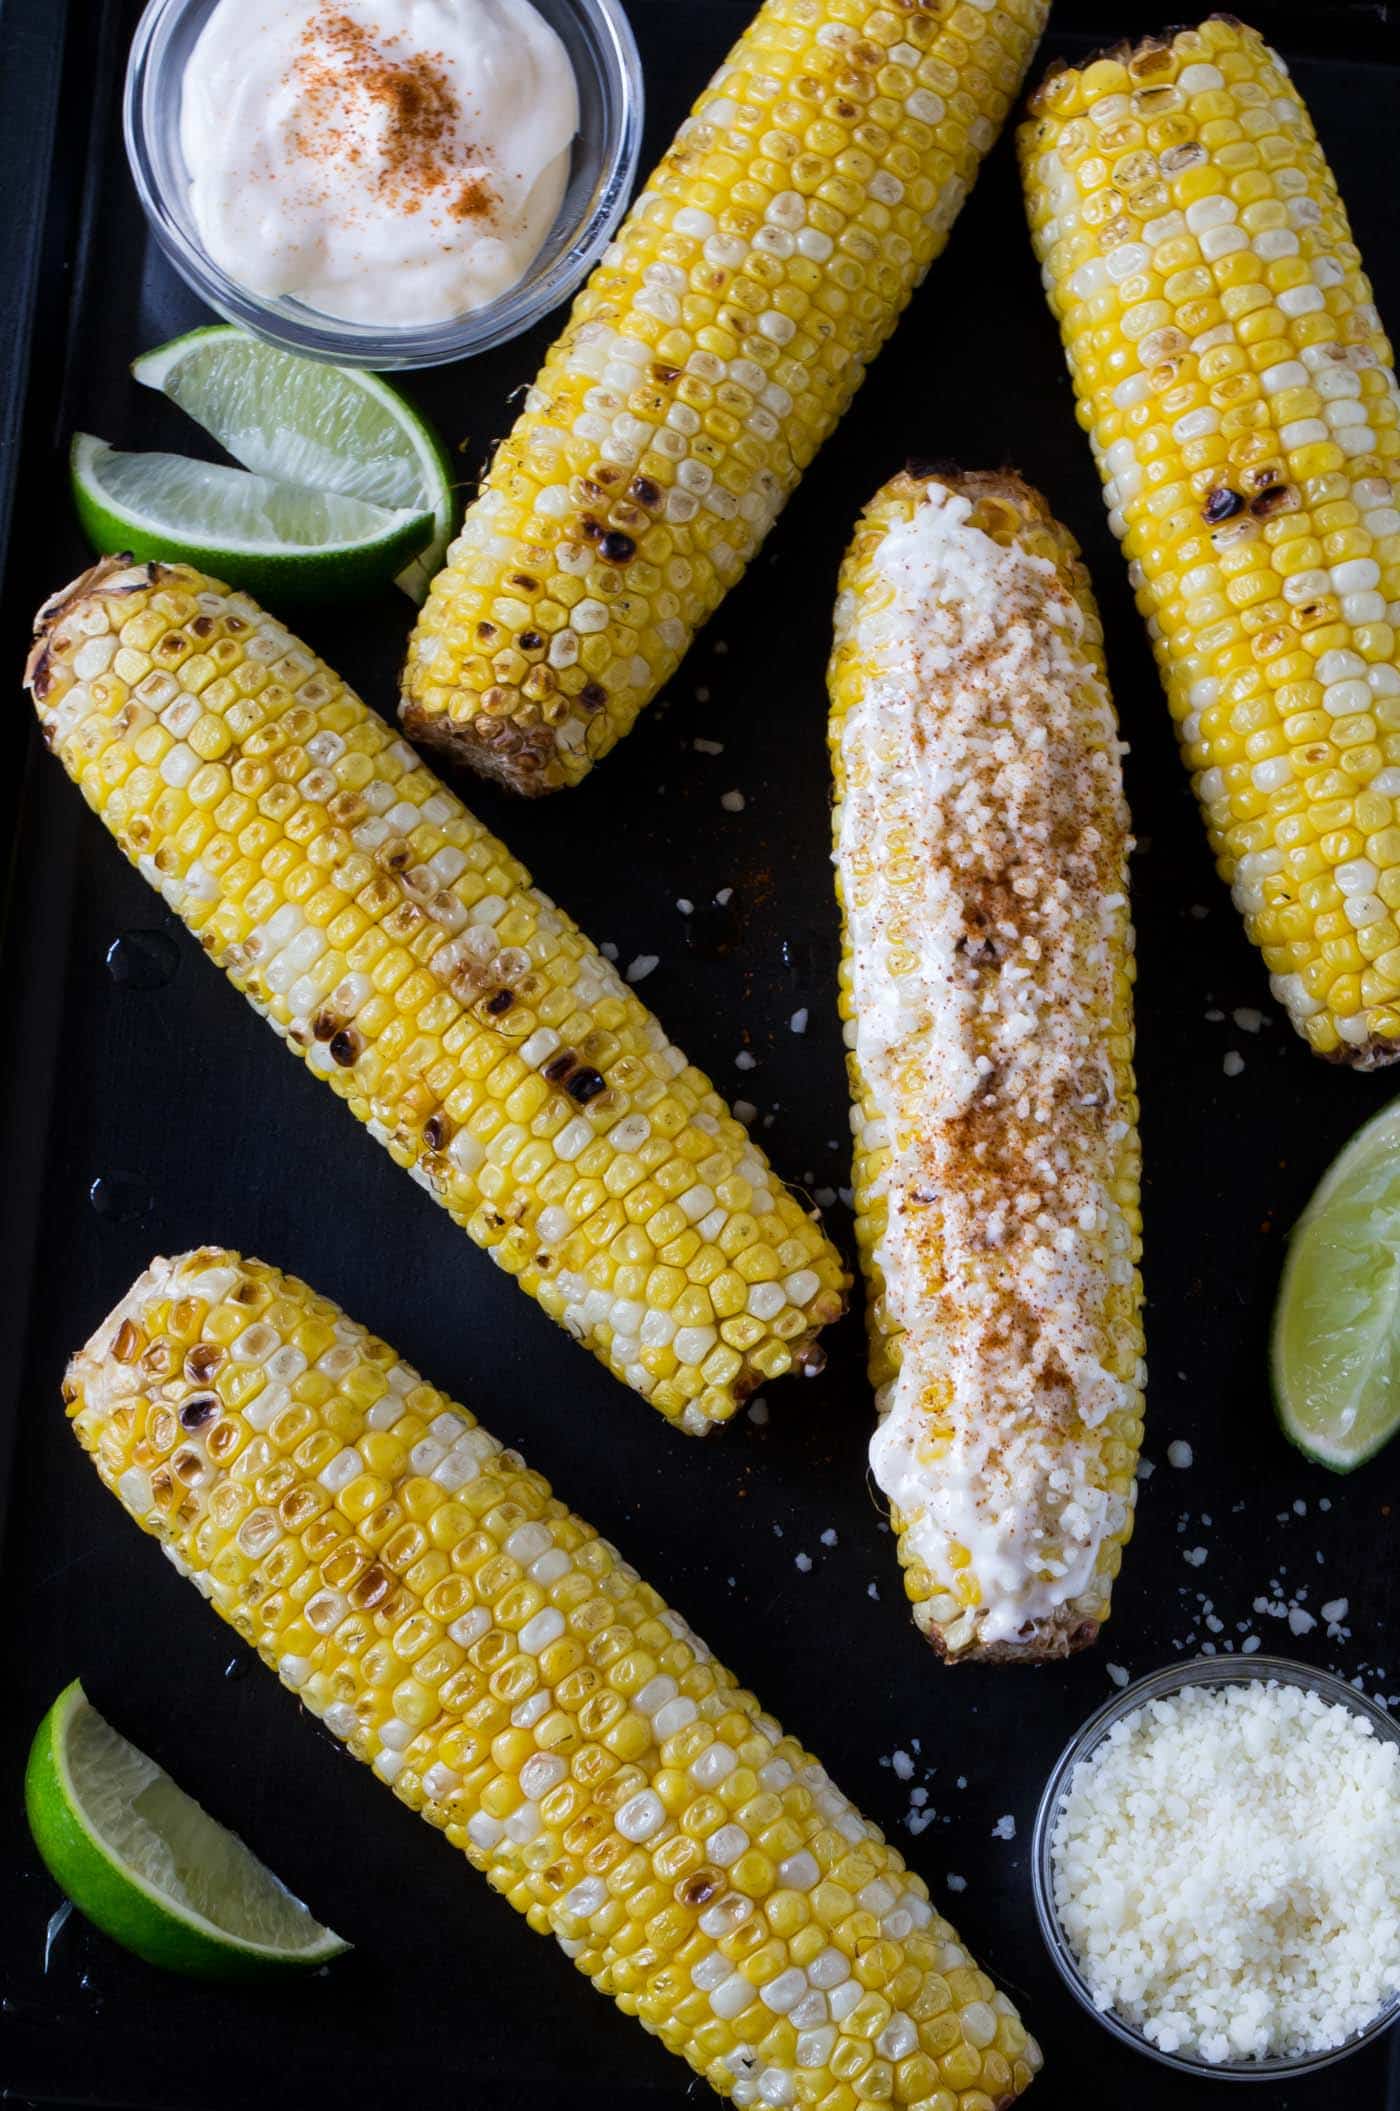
[1272,1096,1400,1472]
[25,1680,347,1980]
[72,433,433,605]
[132,327,457,601]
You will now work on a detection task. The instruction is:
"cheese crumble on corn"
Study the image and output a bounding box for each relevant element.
[829,469,1145,1662]
[1020,17,1400,1064]
[68,1250,1044,2108]
[26,561,846,1432]
[401,0,1050,793]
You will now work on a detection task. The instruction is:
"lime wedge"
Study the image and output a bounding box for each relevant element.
[1273,1098,1400,1471]
[26,1681,346,1979]
[132,327,457,601]
[72,433,433,603]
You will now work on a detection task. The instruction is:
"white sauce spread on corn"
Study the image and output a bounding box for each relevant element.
[179,0,578,326]
[1052,1680,1400,2063]
[837,483,1138,1648]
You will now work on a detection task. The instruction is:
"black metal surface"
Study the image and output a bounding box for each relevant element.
[2,3,1399,2107]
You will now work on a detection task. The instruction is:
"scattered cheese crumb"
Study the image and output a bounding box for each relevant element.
[1051,1681,1400,2063]
[1232,1007,1265,1033]
[715,888,733,906]
[992,1814,1016,1842]
[1223,1050,1245,1078]
[735,1051,757,1072]
[721,790,746,813]
[789,1008,809,1035]
[747,1397,768,1426]
[891,1750,915,1782]
[867,1581,880,1600]
[600,941,618,961]
[1321,1598,1350,1625]
[1168,1440,1194,1470]
[693,737,723,755]
[1107,1663,1129,1688]
[1183,1546,1208,1567]
[1288,1606,1317,1636]
[946,1873,967,1893]
[733,1100,757,1125]
[626,954,659,984]
[794,1552,812,1574]
[820,1528,838,1548]
[676,898,694,915]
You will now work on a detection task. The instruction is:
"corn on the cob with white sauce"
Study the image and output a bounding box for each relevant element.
[1021,17,1400,1064]
[401,0,1051,793]
[829,469,1145,1661]
[68,1248,1044,2106]
[27,560,847,1432]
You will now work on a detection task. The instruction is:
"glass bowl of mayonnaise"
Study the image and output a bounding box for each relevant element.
[124,0,644,368]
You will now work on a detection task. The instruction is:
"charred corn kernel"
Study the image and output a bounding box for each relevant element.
[400,0,1050,794]
[829,469,1144,1662]
[27,561,847,1433]
[1021,17,1400,1066]
[68,1250,1043,2105]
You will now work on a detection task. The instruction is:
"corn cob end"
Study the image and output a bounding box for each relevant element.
[27,555,161,701]
[399,688,567,797]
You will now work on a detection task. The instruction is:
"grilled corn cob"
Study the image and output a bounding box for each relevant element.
[27,561,846,1431]
[1020,17,1400,1064]
[69,1249,1043,2105]
[401,0,1050,794]
[829,469,1145,1663]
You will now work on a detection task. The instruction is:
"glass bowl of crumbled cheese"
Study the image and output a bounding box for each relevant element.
[1032,1656,1400,2079]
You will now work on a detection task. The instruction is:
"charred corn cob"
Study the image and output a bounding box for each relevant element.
[1021,18,1400,1065]
[27,561,846,1431]
[69,1249,1043,2105]
[401,0,1050,794]
[828,469,1145,1663]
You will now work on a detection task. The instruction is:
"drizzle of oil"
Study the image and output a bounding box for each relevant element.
[89,1174,154,1223]
[105,930,179,990]
[43,1899,72,1974]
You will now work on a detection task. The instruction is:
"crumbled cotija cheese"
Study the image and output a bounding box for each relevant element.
[1052,1682,1400,2063]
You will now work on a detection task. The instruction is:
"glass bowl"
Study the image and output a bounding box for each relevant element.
[1031,1655,1400,2082]
[123,0,644,369]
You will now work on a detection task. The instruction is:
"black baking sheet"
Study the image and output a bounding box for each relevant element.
[2,3,1399,2107]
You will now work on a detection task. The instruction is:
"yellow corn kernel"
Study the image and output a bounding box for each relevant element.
[1021,15,1400,1066]
[27,562,848,1432]
[67,1249,1042,2106]
[401,0,1050,793]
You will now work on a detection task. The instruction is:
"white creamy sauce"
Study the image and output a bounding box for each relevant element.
[180,0,578,325]
[838,485,1135,1645]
